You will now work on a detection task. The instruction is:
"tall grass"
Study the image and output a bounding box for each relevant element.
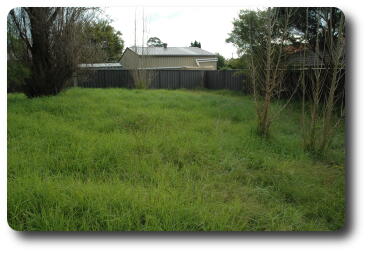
[7,88,344,231]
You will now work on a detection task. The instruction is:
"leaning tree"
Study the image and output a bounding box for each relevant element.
[8,7,100,97]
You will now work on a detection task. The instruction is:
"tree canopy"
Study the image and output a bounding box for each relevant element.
[280,7,345,66]
[85,20,124,62]
[190,40,201,48]
[226,7,345,66]
[7,7,108,97]
[215,53,225,70]
[147,37,165,47]
[226,10,267,55]
[226,7,345,142]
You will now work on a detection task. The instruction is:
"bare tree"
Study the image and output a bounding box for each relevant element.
[130,7,157,89]
[8,7,100,97]
[320,10,345,151]
[301,9,327,150]
[248,8,297,136]
[299,8,345,153]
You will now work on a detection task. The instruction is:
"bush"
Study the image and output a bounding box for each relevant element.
[7,60,30,93]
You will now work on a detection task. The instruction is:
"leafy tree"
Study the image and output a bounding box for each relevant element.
[227,7,345,151]
[215,53,226,70]
[228,8,344,67]
[225,55,249,69]
[85,20,124,62]
[279,7,345,67]
[226,10,269,55]
[8,7,101,97]
[227,8,296,136]
[190,40,201,48]
[147,37,164,47]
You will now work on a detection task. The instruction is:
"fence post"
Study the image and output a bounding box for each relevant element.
[178,70,181,88]
[157,70,160,89]
[202,71,206,89]
[73,73,78,87]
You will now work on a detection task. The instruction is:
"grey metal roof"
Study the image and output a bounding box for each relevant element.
[128,46,216,56]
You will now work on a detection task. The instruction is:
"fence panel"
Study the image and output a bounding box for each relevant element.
[205,71,218,89]
[205,70,246,90]
[180,70,205,89]
[77,69,248,91]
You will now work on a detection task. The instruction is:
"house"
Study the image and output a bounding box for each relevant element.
[119,45,218,70]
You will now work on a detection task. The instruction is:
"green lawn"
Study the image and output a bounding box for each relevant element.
[7,88,345,231]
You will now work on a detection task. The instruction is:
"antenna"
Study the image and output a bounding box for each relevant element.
[134,7,137,52]
[142,7,145,48]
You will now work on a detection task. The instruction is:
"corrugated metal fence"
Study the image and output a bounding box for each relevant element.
[77,69,248,91]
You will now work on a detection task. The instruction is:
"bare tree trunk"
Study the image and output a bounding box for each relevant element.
[259,8,273,136]
[320,10,345,151]
[301,8,308,147]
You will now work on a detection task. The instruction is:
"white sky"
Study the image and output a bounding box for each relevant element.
[104,6,253,59]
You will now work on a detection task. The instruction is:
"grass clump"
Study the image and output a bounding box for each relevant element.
[7,88,344,231]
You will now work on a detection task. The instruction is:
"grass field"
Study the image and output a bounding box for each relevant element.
[7,88,345,231]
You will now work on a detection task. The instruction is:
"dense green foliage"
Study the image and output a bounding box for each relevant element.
[7,8,124,97]
[225,56,249,69]
[147,37,165,47]
[85,20,124,62]
[280,8,345,58]
[214,54,248,70]
[190,40,201,48]
[226,8,345,67]
[7,60,30,92]
[226,9,269,55]
[215,53,226,70]
[8,88,344,231]
[7,13,30,92]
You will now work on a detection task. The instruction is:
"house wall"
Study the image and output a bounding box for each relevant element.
[198,61,217,69]
[140,56,217,70]
[120,49,139,69]
[120,48,217,70]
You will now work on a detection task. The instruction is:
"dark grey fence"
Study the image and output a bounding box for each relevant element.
[77,70,134,88]
[77,69,248,91]
[150,70,206,89]
[206,70,247,90]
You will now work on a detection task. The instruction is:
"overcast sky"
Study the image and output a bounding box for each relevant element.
[104,6,253,59]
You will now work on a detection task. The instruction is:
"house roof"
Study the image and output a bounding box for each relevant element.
[286,49,325,67]
[127,46,216,56]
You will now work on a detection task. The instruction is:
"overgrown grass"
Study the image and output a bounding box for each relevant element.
[7,88,345,231]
